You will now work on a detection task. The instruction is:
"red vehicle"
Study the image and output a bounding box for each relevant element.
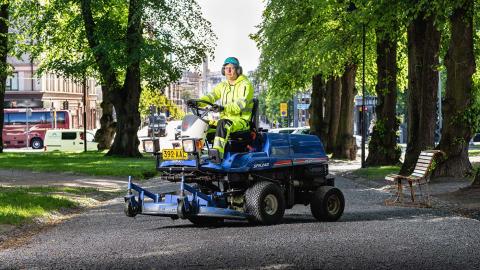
[2,109,71,149]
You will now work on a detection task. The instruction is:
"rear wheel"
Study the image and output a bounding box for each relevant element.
[310,186,345,221]
[31,138,43,149]
[245,181,285,225]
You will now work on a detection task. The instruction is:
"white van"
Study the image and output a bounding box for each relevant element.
[44,129,98,152]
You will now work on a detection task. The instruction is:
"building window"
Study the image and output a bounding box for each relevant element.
[6,72,19,91]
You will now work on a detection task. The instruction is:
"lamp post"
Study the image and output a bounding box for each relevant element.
[83,76,87,152]
[347,2,367,168]
[361,24,366,168]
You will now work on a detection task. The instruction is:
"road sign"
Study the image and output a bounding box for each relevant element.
[280,103,288,117]
[297,103,309,110]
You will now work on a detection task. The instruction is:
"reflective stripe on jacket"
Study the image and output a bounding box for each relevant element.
[199,74,254,123]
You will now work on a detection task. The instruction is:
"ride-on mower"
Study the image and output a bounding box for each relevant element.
[125,99,345,225]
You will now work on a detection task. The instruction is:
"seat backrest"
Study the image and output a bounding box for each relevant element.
[411,150,441,178]
[250,98,259,130]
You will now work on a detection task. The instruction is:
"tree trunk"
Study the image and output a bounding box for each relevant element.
[309,73,325,141]
[433,0,475,177]
[325,76,342,153]
[321,76,333,151]
[106,0,142,157]
[0,3,9,154]
[94,85,116,150]
[332,64,357,160]
[400,13,440,175]
[366,29,401,166]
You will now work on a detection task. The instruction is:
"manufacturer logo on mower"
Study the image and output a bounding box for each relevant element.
[253,162,270,168]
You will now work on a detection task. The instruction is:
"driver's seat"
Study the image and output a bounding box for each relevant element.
[226,98,259,152]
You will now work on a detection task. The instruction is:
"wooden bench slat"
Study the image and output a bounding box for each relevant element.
[420,152,435,156]
[415,164,430,170]
[412,173,426,177]
[418,156,434,161]
[417,157,433,162]
[413,170,428,176]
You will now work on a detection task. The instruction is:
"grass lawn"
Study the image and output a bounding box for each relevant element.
[469,149,480,157]
[0,186,119,225]
[0,152,157,179]
[352,165,401,181]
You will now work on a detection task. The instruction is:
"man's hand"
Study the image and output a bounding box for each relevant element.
[186,99,198,107]
[211,104,224,112]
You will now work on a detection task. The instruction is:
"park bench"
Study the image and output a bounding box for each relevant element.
[385,150,444,208]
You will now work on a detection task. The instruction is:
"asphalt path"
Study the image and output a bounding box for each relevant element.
[1,175,480,269]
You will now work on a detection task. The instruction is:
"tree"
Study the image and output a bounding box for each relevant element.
[434,0,476,177]
[400,10,441,174]
[18,0,215,156]
[0,1,8,154]
[365,28,401,165]
[253,0,366,159]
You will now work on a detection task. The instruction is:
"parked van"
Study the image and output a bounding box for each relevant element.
[44,129,98,152]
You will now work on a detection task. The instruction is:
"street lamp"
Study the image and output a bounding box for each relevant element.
[83,76,87,152]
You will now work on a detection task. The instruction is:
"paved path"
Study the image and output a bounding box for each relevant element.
[1,173,479,269]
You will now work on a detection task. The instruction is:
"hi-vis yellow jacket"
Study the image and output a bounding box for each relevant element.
[199,74,254,124]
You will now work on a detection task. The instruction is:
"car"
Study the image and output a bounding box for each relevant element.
[44,129,98,152]
[147,114,167,137]
[268,127,297,134]
[292,126,310,135]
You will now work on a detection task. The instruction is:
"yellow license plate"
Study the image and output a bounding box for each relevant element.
[162,149,188,160]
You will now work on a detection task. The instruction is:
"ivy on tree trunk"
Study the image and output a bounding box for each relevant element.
[401,13,440,175]
[434,0,475,177]
[366,29,401,166]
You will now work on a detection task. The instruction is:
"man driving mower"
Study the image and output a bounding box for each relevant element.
[187,57,254,162]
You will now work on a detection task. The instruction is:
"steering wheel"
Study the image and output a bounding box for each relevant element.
[187,99,224,117]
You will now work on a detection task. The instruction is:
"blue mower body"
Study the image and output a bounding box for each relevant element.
[125,131,344,225]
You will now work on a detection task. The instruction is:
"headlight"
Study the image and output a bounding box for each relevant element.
[182,139,195,153]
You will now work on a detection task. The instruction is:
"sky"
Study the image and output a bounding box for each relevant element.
[197,0,264,73]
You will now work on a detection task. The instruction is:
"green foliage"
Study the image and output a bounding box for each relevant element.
[139,88,185,120]
[14,0,216,88]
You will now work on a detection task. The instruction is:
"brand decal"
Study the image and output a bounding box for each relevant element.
[253,162,270,168]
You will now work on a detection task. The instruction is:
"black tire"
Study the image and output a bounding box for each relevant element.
[31,138,43,149]
[124,202,138,217]
[310,186,345,222]
[188,216,224,227]
[245,181,285,225]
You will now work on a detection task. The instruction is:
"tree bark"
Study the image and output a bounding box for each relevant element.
[325,76,342,153]
[400,13,440,175]
[366,29,401,166]
[433,0,475,177]
[332,64,357,160]
[309,73,325,140]
[106,0,142,157]
[94,85,116,150]
[0,2,9,154]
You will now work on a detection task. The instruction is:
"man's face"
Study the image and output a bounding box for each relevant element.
[224,64,238,81]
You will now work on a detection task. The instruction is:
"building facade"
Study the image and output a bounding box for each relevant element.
[4,55,100,130]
